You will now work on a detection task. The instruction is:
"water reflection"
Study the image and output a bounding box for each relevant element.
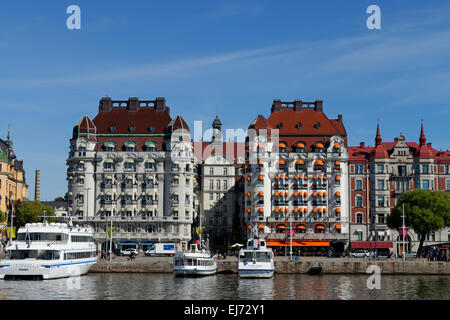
[0,274,447,300]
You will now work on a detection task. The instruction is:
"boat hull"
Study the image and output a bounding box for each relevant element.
[238,268,275,278]
[0,259,98,280]
[173,266,218,277]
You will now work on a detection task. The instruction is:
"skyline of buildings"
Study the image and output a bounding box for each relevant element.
[0,95,449,255]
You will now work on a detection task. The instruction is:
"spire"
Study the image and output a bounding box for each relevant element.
[419,120,426,146]
[375,120,382,146]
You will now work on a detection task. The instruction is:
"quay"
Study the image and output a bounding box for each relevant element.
[90,256,450,275]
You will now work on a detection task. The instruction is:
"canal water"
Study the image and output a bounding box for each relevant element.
[0,273,448,300]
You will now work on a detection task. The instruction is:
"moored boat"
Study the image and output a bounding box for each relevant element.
[0,221,97,280]
[173,244,217,277]
[238,237,275,278]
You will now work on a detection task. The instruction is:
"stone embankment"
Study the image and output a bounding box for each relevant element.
[90,256,450,275]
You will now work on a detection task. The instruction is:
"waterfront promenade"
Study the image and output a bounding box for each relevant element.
[90,255,450,275]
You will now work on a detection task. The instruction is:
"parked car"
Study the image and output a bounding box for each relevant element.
[121,248,139,256]
[352,250,368,258]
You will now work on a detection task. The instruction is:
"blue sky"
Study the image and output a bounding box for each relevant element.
[1,0,449,201]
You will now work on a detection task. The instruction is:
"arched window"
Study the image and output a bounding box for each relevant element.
[294,142,305,153]
[145,141,157,151]
[124,141,136,152]
[279,143,287,153]
[356,213,363,224]
[314,143,325,152]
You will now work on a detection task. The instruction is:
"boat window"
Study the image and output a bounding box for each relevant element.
[255,252,272,262]
[8,250,61,260]
[16,233,68,241]
[64,251,96,260]
[71,236,95,242]
[242,252,254,263]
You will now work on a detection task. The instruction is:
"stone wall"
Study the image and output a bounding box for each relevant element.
[90,258,450,275]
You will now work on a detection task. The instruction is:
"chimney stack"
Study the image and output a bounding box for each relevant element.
[35,170,40,202]
[360,142,365,148]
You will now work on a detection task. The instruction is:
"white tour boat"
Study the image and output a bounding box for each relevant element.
[173,243,217,277]
[0,222,97,280]
[238,237,275,278]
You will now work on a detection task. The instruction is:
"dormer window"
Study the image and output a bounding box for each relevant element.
[296,122,302,129]
[315,143,325,152]
[109,125,115,132]
[149,126,155,133]
[295,143,305,153]
[314,122,321,129]
[129,125,135,132]
[277,122,283,129]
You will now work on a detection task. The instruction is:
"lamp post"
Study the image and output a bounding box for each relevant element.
[402,203,406,263]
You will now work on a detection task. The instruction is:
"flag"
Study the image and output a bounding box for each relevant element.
[308,216,312,224]
[68,217,73,229]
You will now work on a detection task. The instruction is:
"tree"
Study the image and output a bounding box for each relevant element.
[16,201,57,227]
[0,210,6,224]
[387,189,450,257]
[54,197,65,202]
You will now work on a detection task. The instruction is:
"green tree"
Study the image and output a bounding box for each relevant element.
[0,210,6,223]
[16,201,57,227]
[54,197,65,202]
[387,189,450,256]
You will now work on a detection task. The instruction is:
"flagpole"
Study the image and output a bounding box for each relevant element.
[402,203,406,263]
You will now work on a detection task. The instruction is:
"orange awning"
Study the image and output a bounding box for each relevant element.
[315,225,325,230]
[246,208,251,213]
[274,208,279,213]
[258,160,264,165]
[296,143,305,148]
[335,192,341,197]
[323,208,328,213]
[296,225,306,229]
[246,225,252,229]
[323,192,327,196]
[276,225,286,229]
[312,192,317,197]
[258,208,264,213]
[315,143,324,149]
[318,192,323,196]
[285,192,290,197]
[275,176,279,180]
[303,176,308,180]
[246,192,251,197]
[258,175,264,181]
[274,192,279,197]
[258,224,265,229]
[278,160,286,165]
[257,144,265,148]
[303,192,308,197]
[336,208,342,213]
[333,144,341,149]
[323,176,327,180]
[258,191,264,196]
[303,208,308,213]
[267,241,330,247]
[335,161,341,165]
[246,176,251,181]
[293,192,298,197]
[295,160,305,165]
[313,208,317,213]
[279,143,286,148]
[318,208,322,213]
[313,176,317,180]
[293,176,298,180]
[335,224,342,230]
[315,160,325,166]
[335,175,341,181]
[280,208,284,212]
[293,208,298,213]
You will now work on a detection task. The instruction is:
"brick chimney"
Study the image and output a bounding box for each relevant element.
[294,99,303,112]
[99,97,112,112]
[35,170,40,202]
[360,142,365,148]
[128,97,139,112]
[314,99,323,112]
[271,99,282,113]
[155,97,166,111]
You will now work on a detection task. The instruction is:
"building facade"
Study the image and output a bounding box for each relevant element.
[193,116,245,250]
[243,99,350,253]
[348,123,450,254]
[0,132,28,221]
[67,97,195,252]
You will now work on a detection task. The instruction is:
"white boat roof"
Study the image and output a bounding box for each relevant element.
[18,223,93,234]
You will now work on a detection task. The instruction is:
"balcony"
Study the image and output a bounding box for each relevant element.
[101,200,115,205]
[122,184,137,190]
[103,167,115,172]
[103,184,116,190]
[142,200,158,206]
[121,200,138,205]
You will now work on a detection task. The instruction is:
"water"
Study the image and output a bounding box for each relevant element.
[0,273,448,300]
